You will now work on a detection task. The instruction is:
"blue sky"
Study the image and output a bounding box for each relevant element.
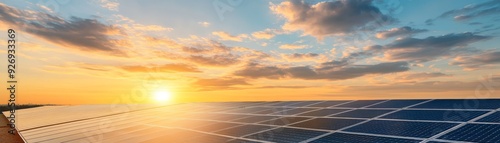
[0,0,499,104]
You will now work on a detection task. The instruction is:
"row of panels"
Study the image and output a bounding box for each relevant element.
[179,106,500,123]
[197,99,500,109]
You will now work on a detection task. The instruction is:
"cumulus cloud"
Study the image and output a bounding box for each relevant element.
[375,26,428,39]
[451,51,500,70]
[0,3,128,55]
[153,39,269,67]
[212,31,249,42]
[377,32,490,62]
[270,0,393,38]
[279,44,308,50]
[234,61,409,80]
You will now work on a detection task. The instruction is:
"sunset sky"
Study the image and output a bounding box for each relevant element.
[0,0,499,104]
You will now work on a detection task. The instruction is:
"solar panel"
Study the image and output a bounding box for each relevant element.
[244,127,327,142]
[309,132,421,143]
[476,111,500,122]
[335,100,386,108]
[366,100,428,108]
[290,118,364,130]
[298,108,349,116]
[215,124,274,137]
[381,110,488,121]
[270,107,316,115]
[306,101,350,107]
[12,99,500,143]
[257,116,311,126]
[331,109,394,118]
[411,99,500,109]
[231,115,280,123]
[344,120,458,138]
[438,124,500,142]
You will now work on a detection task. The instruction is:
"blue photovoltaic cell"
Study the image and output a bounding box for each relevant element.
[286,101,322,107]
[270,107,316,115]
[411,99,500,109]
[332,109,394,118]
[366,100,428,108]
[215,124,274,137]
[232,115,280,123]
[381,110,488,122]
[258,116,311,126]
[307,101,351,107]
[438,124,500,142]
[335,100,386,108]
[476,111,500,122]
[298,109,349,116]
[244,127,327,143]
[269,101,304,107]
[345,120,458,138]
[290,118,364,130]
[310,132,421,143]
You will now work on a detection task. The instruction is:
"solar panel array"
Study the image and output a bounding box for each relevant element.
[15,99,500,143]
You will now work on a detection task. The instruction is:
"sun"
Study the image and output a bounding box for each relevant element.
[153,90,172,103]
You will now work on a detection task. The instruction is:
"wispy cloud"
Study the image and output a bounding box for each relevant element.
[212,31,249,42]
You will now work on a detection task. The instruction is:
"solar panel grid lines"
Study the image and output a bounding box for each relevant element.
[422,108,500,142]
[299,100,424,143]
[476,111,500,123]
[333,100,388,108]
[436,124,500,142]
[20,108,171,141]
[307,132,422,143]
[139,124,271,143]
[27,117,167,142]
[14,99,500,143]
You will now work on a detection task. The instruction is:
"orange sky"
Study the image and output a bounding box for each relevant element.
[0,1,499,104]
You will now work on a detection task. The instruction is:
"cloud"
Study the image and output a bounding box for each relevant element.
[0,3,128,55]
[192,78,250,91]
[251,29,287,39]
[451,51,500,70]
[281,53,327,62]
[436,0,500,21]
[396,72,451,81]
[193,78,249,87]
[198,21,210,27]
[348,81,481,92]
[212,31,249,42]
[375,26,428,39]
[378,32,490,62]
[234,61,409,80]
[279,44,308,50]
[97,0,120,11]
[270,0,393,38]
[187,54,240,66]
[153,39,269,67]
[120,64,201,73]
